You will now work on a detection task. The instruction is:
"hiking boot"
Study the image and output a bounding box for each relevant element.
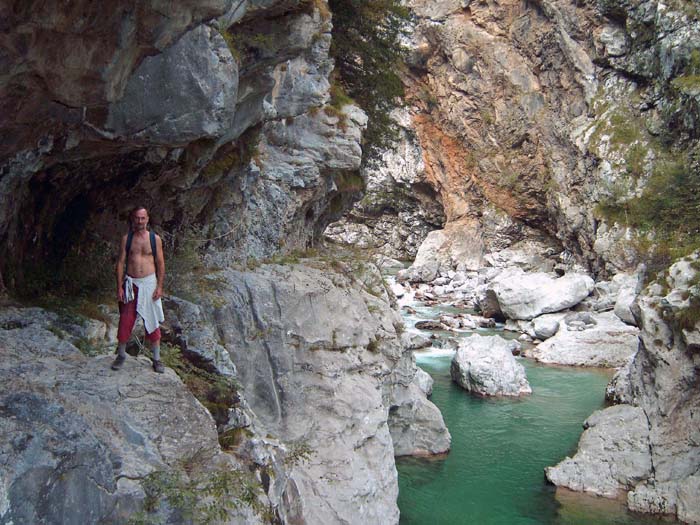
[152,360,165,374]
[111,355,126,371]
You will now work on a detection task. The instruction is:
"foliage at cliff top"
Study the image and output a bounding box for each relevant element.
[597,149,700,270]
[328,0,410,164]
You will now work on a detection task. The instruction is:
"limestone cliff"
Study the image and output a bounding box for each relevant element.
[326,1,700,522]
[546,254,700,523]
[0,1,450,523]
[331,0,700,278]
[325,109,445,260]
[0,259,450,524]
[0,0,367,291]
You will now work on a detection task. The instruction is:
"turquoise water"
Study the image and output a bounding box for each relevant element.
[396,355,675,525]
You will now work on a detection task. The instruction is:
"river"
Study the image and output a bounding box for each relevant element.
[395,300,676,525]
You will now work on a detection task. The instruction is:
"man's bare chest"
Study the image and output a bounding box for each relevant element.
[129,237,154,258]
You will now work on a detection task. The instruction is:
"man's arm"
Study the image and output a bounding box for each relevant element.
[153,234,165,300]
[116,234,127,302]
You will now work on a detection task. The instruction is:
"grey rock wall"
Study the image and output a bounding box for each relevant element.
[325,109,445,259]
[392,0,700,278]
[189,262,449,523]
[106,24,239,144]
[0,258,451,524]
[546,254,700,523]
[0,0,367,290]
[0,307,257,525]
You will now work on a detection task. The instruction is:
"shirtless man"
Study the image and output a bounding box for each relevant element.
[111,206,166,373]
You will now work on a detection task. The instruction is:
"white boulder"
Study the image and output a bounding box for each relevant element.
[532,313,565,340]
[488,268,594,320]
[524,311,639,367]
[450,335,530,396]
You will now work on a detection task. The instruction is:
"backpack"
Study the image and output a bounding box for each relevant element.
[125,230,157,275]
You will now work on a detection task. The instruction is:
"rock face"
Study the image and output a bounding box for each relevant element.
[0,3,452,521]
[0,258,451,524]
[399,0,700,279]
[0,307,252,525]
[325,108,445,260]
[106,24,238,143]
[488,269,594,320]
[0,0,367,291]
[545,405,653,497]
[450,335,531,396]
[532,313,565,340]
[524,311,639,367]
[546,255,700,523]
[193,262,449,522]
[414,367,434,396]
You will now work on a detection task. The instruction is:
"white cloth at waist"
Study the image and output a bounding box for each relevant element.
[124,273,164,335]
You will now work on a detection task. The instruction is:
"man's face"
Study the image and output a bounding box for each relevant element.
[131,209,149,231]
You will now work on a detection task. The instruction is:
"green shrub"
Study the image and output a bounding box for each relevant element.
[160,343,239,429]
[625,143,648,177]
[129,458,271,525]
[333,171,365,193]
[596,149,700,273]
[330,82,354,109]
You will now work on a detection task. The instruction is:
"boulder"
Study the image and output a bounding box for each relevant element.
[439,314,462,329]
[470,315,496,328]
[524,311,639,367]
[401,331,432,350]
[488,268,594,320]
[532,313,564,340]
[373,255,406,272]
[390,281,408,298]
[414,368,434,397]
[415,320,447,331]
[478,288,504,319]
[404,221,484,283]
[450,335,530,396]
[613,273,642,326]
[545,405,653,497]
[404,230,443,282]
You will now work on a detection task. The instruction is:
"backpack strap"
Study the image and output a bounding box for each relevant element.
[150,231,157,265]
[124,230,157,277]
[125,230,134,276]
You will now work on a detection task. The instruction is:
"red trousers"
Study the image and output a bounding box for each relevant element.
[117,283,161,343]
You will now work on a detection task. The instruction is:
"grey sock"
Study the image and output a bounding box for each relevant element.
[152,343,161,362]
[117,343,127,358]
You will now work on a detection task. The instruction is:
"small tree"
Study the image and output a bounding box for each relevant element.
[328,0,411,164]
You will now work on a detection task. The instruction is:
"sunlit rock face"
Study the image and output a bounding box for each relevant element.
[366,0,699,278]
[0,0,366,291]
[197,263,449,523]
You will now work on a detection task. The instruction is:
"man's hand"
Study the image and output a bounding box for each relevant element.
[153,286,163,301]
[118,286,125,303]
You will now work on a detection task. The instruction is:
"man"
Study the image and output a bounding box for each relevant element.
[111,206,166,373]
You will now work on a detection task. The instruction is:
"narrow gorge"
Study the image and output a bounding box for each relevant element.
[0,0,698,524]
